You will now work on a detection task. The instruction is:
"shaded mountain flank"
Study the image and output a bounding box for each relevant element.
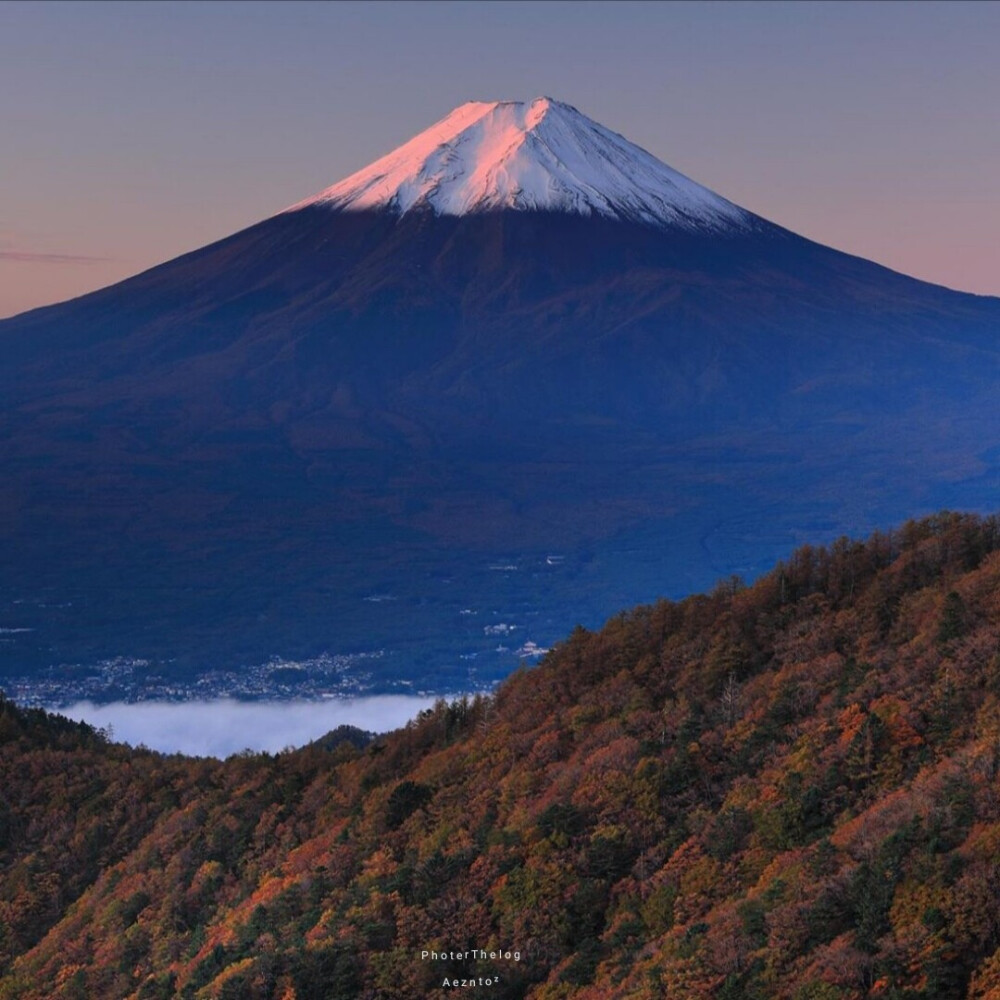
[4,512,1000,998]
[3,203,1000,683]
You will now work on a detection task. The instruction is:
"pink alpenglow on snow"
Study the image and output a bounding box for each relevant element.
[291,97,753,233]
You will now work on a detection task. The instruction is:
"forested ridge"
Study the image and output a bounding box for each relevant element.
[5,512,1000,998]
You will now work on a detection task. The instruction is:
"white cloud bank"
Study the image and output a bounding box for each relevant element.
[55,696,439,758]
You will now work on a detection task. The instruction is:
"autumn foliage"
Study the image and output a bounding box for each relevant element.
[4,512,1000,997]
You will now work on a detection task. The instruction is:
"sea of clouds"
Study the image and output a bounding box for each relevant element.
[56,696,439,758]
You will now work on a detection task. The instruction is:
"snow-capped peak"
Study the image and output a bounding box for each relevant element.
[291,97,752,232]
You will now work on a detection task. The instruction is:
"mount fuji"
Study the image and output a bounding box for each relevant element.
[2,98,1000,693]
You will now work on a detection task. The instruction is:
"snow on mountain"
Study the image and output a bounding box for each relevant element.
[292,97,753,232]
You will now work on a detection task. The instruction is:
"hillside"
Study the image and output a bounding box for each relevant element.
[5,512,1000,997]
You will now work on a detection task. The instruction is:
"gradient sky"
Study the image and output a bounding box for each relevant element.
[2,0,999,319]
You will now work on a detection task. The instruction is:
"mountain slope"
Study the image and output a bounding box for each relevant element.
[4,514,1000,998]
[1,100,1000,686]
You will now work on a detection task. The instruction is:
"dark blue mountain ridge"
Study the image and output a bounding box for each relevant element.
[2,98,999,691]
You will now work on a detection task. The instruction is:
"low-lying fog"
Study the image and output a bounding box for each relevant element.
[55,696,440,758]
